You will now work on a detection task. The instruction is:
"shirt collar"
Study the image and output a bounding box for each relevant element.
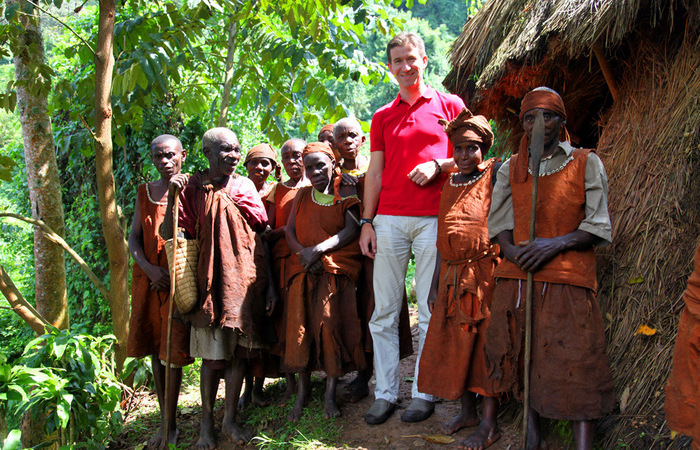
[392,85,435,107]
[542,140,574,160]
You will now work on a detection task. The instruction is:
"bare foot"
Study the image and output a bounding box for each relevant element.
[194,426,216,450]
[252,388,270,407]
[288,396,305,422]
[238,389,252,410]
[324,398,341,419]
[222,420,251,446]
[442,412,480,435]
[146,426,163,449]
[459,422,500,450]
[343,380,369,403]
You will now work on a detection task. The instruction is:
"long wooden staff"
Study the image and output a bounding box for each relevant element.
[163,188,181,449]
[522,111,545,448]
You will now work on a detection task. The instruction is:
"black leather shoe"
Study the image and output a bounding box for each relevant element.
[364,399,396,425]
[400,398,435,422]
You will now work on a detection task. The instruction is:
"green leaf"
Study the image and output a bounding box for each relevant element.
[2,429,22,450]
[4,3,19,21]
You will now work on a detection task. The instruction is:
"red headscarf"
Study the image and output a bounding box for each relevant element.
[513,88,571,183]
[244,143,281,181]
[302,141,342,204]
[439,108,494,149]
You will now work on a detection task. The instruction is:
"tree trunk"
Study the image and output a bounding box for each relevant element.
[95,0,129,371]
[218,18,238,127]
[8,0,68,330]
[0,265,49,335]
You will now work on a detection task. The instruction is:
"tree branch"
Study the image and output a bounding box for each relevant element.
[0,264,50,335]
[24,0,96,55]
[0,212,109,300]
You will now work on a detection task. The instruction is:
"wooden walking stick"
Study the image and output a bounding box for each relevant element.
[163,188,181,449]
[522,111,545,448]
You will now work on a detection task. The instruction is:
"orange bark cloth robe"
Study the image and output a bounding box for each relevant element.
[417,159,500,400]
[485,148,615,420]
[284,186,365,377]
[264,181,305,357]
[342,167,413,359]
[665,240,700,447]
[177,171,272,349]
[127,183,193,367]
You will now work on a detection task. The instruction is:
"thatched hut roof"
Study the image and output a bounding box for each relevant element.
[445,0,700,448]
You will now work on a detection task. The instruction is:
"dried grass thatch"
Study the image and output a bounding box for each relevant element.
[445,0,700,448]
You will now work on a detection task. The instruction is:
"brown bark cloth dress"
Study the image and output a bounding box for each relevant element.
[177,171,272,357]
[665,240,700,448]
[284,186,365,377]
[342,167,413,359]
[264,182,304,358]
[485,149,615,420]
[417,159,500,400]
[127,183,193,367]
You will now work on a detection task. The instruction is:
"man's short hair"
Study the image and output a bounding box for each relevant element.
[202,127,236,152]
[386,32,426,63]
[150,134,183,152]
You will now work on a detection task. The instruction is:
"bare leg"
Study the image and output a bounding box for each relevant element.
[238,372,254,410]
[459,396,500,450]
[195,362,222,450]
[147,356,166,449]
[442,391,480,435]
[573,420,594,450]
[283,373,297,400]
[324,376,341,419]
[525,408,545,450]
[252,376,269,406]
[289,372,310,422]
[222,358,251,445]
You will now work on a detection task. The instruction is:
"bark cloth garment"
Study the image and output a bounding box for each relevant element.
[284,186,365,377]
[342,168,413,358]
[484,149,615,420]
[177,171,272,356]
[417,160,500,400]
[127,183,193,367]
[665,240,700,447]
[264,182,304,358]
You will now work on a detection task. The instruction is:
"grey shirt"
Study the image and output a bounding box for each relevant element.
[487,141,612,245]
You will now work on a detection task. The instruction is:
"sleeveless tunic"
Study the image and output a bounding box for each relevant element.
[127,183,193,367]
[417,160,500,399]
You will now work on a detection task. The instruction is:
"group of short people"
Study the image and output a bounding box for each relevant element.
[126,31,634,450]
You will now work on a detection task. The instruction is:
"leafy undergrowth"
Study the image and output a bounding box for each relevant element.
[113,370,343,450]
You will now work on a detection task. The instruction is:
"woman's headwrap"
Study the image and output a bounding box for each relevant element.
[513,88,571,183]
[303,141,342,203]
[244,143,281,181]
[318,123,341,161]
[438,108,494,150]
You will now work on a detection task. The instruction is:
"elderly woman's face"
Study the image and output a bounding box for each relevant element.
[451,135,483,176]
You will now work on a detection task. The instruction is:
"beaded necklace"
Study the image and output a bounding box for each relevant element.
[145,183,168,206]
[527,154,574,177]
[449,159,494,187]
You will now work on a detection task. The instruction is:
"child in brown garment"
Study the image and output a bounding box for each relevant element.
[284,142,365,422]
[126,134,193,449]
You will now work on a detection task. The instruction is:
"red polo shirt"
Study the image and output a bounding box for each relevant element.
[370,86,465,216]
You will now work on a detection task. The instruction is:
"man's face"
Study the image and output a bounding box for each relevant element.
[334,124,365,161]
[150,140,185,181]
[387,44,427,90]
[205,133,241,178]
[522,108,564,149]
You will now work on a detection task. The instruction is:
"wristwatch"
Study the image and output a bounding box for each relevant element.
[359,218,373,227]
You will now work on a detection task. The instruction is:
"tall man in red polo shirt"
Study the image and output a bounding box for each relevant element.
[359,32,465,425]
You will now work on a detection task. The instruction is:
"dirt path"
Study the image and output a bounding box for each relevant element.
[112,307,570,449]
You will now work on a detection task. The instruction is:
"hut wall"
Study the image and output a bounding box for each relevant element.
[593,34,700,448]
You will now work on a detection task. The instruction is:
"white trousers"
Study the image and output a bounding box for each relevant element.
[369,214,437,403]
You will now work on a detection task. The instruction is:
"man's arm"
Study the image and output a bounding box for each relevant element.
[407,158,456,186]
[159,173,189,240]
[359,151,384,258]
